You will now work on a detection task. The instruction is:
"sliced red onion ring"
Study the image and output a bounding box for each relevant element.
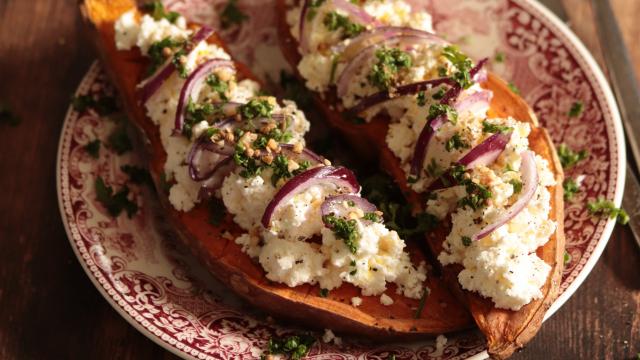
[261,166,360,228]
[349,77,453,114]
[339,26,445,64]
[472,150,538,241]
[454,89,492,117]
[187,136,234,181]
[137,26,215,104]
[409,115,447,176]
[458,131,512,168]
[336,35,442,99]
[174,59,235,133]
[198,156,236,200]
[320,194,376,226]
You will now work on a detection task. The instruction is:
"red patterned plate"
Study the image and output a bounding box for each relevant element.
[57,0,624,358]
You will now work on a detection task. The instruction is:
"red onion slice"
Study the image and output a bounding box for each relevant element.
[174,59,235,133]
[340,26,445,64]
[198,156,236,200]
[320,194,376,227]
[472,150,538,241]
[261,166,360,228]
[458,131,512,168]
[137,26,215,104]
[454,89,492,117]
[409,115,447,176]
[349,77,453,114]
[187,136,235,181]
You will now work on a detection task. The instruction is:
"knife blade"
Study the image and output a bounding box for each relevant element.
[591,0,640,168]
[540,0,640,246]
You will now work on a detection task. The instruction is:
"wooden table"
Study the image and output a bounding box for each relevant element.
[0,0,638,358]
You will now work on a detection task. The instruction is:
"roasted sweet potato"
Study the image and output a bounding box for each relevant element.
[80,0,474,339]
[276,1,565,357]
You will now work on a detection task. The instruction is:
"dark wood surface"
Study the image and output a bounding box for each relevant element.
[0,0,638,359]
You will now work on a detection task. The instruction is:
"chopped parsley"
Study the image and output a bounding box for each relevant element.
[146,37,183,76]
[494,51,505,63]
[568,101,584,117]
[329,56,339,84]
[442,45,474,89]
[171,47,189,78]
[108,126,133,154]
[367,47,412,91]
[71,94,118,115]
[428,103,458,123]
[363,212,381,222]
[557,144,588,169]
[0,103,20,126]
[461,236,472,247]
[95,176,138,218]
[508,82,521,95]
[425,158,444,178]
[323,11,365,39]
[183,101,222,137]
[563,178,580,200]
[509,179,523,194]
[239,98,274,119]
[141,1,180,23]
[84,139,101,159]
[220,0,248,29]
[270,154,310,185]
[482,120,513,134]
[305,0,326,21]
[361,174,439,239]
[432,87,446,100]
[323,214,359,253]
[563,250,571,264]
[208,198,226,225]
[414,288,428,319]
[416,91,427,106]
[458,180,492,211]
[206,74,229,101]
[233,144,264,178]
[121,165,152,186]
[587,198,629,225]
[319,288,329,297]
[445,133,469,152]
[263,334,316,360]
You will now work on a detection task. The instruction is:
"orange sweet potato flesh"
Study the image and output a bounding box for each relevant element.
[80,0,474,339]
[276,1,565,357]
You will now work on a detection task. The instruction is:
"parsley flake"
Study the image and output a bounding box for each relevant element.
[141,1,180,23]
[482,120,513,134]
[220,0,248,29]
[71,94,118,115]
[568,101,584,117]
[323,214,359,253]
[264,334,316,360]
[84,139,101,159]
[563,178,580,200]
[428,103,458,123]
[557,144,588,169]
[108,126,133,154]
[442,45,474,89]
[121,165,152,186]
[461,236,472,247]
[445,133,469,152]
[367,47,412,91]
[95,176,138,218]
[587,198,628,225]
[323,11,365,39]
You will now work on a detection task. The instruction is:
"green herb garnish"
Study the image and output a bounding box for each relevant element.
[416,91,427,106]
[432,87,446,100]
[510,179,523,194]
[414,288,428,319]
[95,176,138,218]
[367,47,412,91]
[442,45,474,89]
[270,154,310,185]
[461,236,472,247]
[482,120,513,134]
[146,37,183,76]
[568,101,584,117]
[263,334,316,360]
[71,94,118,115]
[563,178,580,200]
[494,51,505,63]
[425,158,444,178]
[323,11,365,39]
[508,82,521,95]
[445,133,469,152]
[323,214,359,253]
[319,288,329,297]
[206,74,229,101]
[557,144,588,169]
[84,139,101,159]
[220,0,248,29]
[306,0,326,21]
[108,126,133,155]
[363,212,380,222]
[141,1,180,23]
[587,198,629,225]
[563,250,571,265]
[240,98,274,119]
[428,103,458,123]
[121,165,152,186]
[458,181,492,211]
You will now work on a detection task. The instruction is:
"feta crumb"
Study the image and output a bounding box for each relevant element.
[322,329,342,345]
[380,293,394,306]
[432,334,447,357]
[351,297,362,307]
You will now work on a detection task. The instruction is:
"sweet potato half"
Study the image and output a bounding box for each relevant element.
[80,0,474,339]
[276,1,565,357]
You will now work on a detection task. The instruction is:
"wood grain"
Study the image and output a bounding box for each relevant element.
[0,0,637,359]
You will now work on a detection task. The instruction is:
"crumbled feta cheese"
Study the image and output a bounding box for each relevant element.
[380,293,394,306]
[322,329,342,345]
[114,10,139,50]
[351,297,362,307]
[221,169,278,231]
[433,334,448,357]
[258,234,326,287]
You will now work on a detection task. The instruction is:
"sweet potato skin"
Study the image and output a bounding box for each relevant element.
[81,0,474,339]
[276,1,565,357]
